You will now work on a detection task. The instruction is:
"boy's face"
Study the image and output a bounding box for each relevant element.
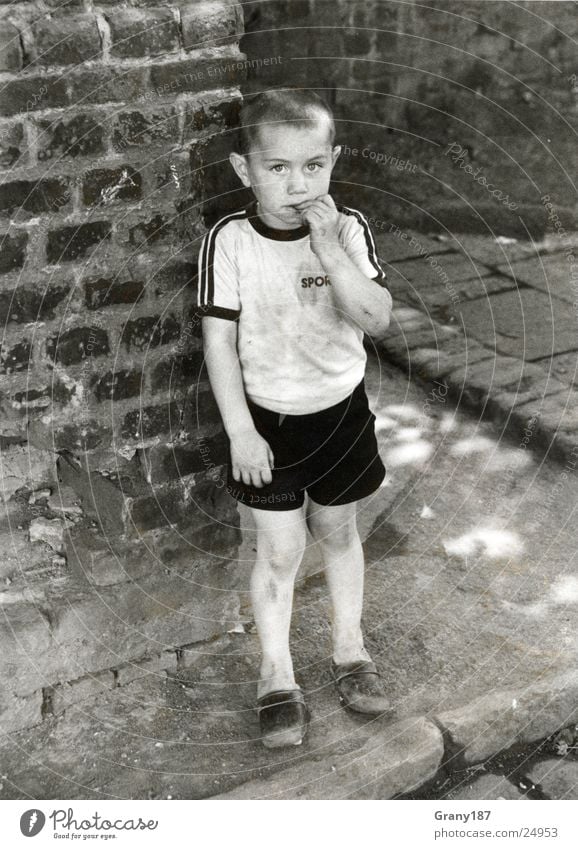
[229,117,341,229]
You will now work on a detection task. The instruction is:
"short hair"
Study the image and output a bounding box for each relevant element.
[236,89,336,155]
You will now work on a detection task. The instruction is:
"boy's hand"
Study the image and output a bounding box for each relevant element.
[299,194,341,259]
[230,428,275,488]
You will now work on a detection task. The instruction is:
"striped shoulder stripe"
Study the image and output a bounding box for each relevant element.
[338,205,387,280]
[198,208,249,307]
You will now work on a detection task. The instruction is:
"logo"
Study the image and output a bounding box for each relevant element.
[20,810,45,837]
[301,275,331,288]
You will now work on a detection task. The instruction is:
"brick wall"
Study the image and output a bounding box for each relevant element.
[0,0,248,733]
[242,0,578,237]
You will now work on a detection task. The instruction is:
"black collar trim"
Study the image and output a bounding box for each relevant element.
[247,201,310,241]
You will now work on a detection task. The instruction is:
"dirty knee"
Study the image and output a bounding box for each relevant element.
[259,549,303,578]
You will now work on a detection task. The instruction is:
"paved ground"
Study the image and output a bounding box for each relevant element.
[1,352,577,800]
[374,229,578,466]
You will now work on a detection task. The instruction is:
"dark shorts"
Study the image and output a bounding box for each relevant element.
[225,380,386,511]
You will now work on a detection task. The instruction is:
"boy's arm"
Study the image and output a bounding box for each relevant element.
[202,316,274,488]
[301,196,392,339]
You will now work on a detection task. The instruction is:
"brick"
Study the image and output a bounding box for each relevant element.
[85,277,145,310]
[0,563,243,699]
[0,121,25,169]
[140,432,228,484]
[150,351,205,393]
[0,339,31,374]
[0,603,52,697]
[50,421,107,457]
[0,178,71,217]
[0,75,68,117]
[181,1,242,50]
[0,280,70,324]
[46,326,110,365]
[115,651,177,686]
[149,54,246,96]
[107,9,180,59]
[44,0,84,7]
[458,288,578,361]
[125,483,189,533]
[0,443,55,502]
[30,14,101,66]
[182,387,222,435]
[111,107,180,151]
[150,260,195,296]
[10,380,74,409]
[91,554,242,652]
[91,369,143,402]
[82,165,142,206]
[36,113,106,161]
[65,525,155,587]
[344,27,373,55]
[118,213,171,248]
[0,231,27,273]
[182,96,241,141]
[0,21,22,72]
[50,670,115,716]
[0,688,43,734]
[408,344,495,383]
[121,401,181,440]
[46,221,111,263]
[192,133,246,223]
[68,66,149,107]
[120,315,180,352]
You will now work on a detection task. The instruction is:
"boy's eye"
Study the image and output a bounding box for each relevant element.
[307,162,323,171]
[270,164,286,173]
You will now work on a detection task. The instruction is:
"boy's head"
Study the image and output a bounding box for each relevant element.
[229,89,341,229]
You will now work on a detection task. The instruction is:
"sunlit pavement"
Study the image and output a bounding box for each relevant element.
[1,353,576,800]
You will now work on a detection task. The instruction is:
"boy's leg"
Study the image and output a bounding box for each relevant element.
[306,497,390,714]
[248,505,307,698]
[304,498,371,664]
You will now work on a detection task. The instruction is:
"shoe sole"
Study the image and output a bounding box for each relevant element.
[262,729,305,748]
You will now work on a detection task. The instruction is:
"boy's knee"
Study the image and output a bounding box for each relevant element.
[257,529,306,574]
[259,546,304,576]
[307,512,358,550]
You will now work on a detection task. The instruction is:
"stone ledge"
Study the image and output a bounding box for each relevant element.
[211,715,444,800]
[435,670,578,767]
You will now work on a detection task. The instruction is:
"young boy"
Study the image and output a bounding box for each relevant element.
[198,89,393,748]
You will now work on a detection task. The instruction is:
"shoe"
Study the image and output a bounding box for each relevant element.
[256,688,310,749]
[330,659,391,715]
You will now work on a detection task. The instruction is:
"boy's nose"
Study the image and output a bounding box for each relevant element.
[287,176,307,195]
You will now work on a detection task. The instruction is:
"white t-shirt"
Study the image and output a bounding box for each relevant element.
[197,200,390,415]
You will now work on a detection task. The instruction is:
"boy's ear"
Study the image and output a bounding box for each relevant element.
[331,145,342,166]
[229,152,252,188]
